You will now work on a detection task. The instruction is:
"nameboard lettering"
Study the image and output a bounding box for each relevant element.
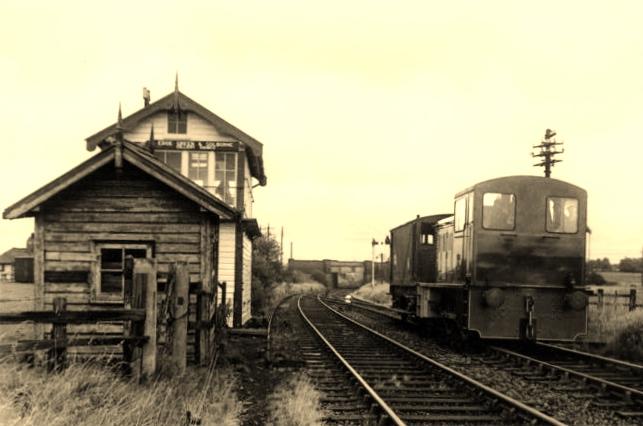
[154,140,237,150]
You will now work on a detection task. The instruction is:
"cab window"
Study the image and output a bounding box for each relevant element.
[547,197,578,233]
[482,193,515,230]
[454,197,466,231]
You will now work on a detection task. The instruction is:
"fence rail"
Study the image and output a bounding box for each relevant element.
[588,288,640,311]
[0,259,229,380]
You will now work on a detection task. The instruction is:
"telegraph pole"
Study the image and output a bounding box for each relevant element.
[280,227,284,265]
[532,129,564,178]
[371,238,378,287]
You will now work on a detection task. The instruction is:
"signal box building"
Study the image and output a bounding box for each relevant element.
[4,84,266,329]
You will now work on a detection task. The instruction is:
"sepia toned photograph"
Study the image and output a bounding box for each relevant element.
[0,1,642,425]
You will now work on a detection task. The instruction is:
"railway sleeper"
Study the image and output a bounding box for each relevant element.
[616,410,643,418]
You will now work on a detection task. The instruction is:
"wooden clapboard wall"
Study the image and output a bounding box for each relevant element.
[36,162,217,355]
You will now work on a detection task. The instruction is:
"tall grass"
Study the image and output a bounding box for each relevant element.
[0,357,242,426]
[267,373,326,426]
[351,282,391,306]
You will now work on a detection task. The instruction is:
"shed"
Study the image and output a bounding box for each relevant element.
[3,140,237,358]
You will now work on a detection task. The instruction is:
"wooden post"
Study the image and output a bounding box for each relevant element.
[172,262,189,374]
[133,258,157,381]
[629,289,637,312]
[195,292,202,365]
[597,288,604,309]
[50,297,67,372]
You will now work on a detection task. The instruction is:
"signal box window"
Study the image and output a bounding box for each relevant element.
[168,110,187,134]
[215,152,237,206]
[154,150,181,173]
[483,193,515,230]
[188,152,209,187]
[547,197,578,233]
[95,244,150,301]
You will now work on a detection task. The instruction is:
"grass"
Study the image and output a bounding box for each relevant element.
[0,282,36,343]
[267,373,326,426]
[351,282,391,306]
[267,281,327,313]
[0,356,243,426]
[585,273,643,362]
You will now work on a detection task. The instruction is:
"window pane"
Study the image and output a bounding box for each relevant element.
[482,193,515,230]
[177,113,187,134]
[101,272,122,294]
[188,152,209,185]
[167,112,177,133]
[214,152,237,205]
[101,249,122,270]
[454,197,466,231]
[547,197,578,233]
[124,249,147,258]
[165,152,181,172]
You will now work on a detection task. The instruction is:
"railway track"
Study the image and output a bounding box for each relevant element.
[487,342,643,419]
[299,295,562,425]
[332,293,643,421]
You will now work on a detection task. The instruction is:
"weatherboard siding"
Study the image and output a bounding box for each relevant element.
[242,234,252,323]
[125,111,237,143]
[217,222,236,325]
[36,163,216,356]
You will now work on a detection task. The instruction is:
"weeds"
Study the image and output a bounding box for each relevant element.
[267,373,325,426]
[0,357,242,426]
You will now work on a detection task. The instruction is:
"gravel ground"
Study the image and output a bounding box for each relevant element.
[330,301,640,426]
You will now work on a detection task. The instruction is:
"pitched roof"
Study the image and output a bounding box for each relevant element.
[0,248,31,264]
[85,90,267,185]
[3,140,238,220]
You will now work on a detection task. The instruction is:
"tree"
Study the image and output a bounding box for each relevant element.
[251,235,285,315]
[586,257,611,272]
[618,257,643,273]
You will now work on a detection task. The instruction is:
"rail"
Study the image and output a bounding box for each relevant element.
[298,295,406,425]
[315,295,564,425]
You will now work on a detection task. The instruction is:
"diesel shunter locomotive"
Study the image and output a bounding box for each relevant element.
[389,175,588,341]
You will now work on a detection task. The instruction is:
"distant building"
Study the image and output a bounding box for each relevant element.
[289,258,390,288]
[0,248,32,282]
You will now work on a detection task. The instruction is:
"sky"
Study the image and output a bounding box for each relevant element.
[1,1,642,263]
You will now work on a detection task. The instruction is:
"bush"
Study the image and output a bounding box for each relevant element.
[251,236,286,316]
[586,271,607,285]
[309,269,328,286]
[352,283,392,306]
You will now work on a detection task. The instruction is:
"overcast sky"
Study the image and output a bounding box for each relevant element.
[1,1,642,263]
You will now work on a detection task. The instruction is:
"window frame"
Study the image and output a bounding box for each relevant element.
[481,192,517,231]
[167,110,188,134]
[214,151,238,206]
[454,196,467,232]
[545,196,579,234]
[154,150,182,173]
[92,242,153,303]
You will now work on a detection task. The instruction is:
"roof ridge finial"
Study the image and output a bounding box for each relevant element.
[116,102,124,130]
[173,72,180,110]
[146,123,156,153]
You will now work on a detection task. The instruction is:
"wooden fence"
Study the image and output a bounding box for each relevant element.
[0,258,228,379]
[589,288,641,311]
